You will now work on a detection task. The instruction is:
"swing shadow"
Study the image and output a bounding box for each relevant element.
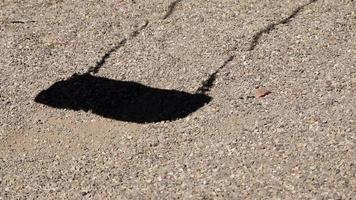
[35,74,211,123]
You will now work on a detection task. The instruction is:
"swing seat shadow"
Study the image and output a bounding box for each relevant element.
[35,74,211,123]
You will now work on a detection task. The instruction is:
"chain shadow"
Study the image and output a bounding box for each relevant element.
[35,74,211,123]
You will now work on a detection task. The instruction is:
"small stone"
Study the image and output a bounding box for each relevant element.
[255,87,271,98]
[150,139,159,147]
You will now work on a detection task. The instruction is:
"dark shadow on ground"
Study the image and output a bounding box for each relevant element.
[35,74,211,123]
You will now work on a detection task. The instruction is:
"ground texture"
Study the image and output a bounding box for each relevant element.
[1,0,355,199]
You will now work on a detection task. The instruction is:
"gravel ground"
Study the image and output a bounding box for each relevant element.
[1,0,355,199]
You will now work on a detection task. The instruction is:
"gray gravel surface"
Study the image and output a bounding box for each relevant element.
[1,0,355,199]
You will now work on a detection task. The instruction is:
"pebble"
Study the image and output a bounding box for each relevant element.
[255,87,271,98]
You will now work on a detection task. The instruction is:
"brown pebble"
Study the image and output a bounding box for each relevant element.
[255,87,271,98]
